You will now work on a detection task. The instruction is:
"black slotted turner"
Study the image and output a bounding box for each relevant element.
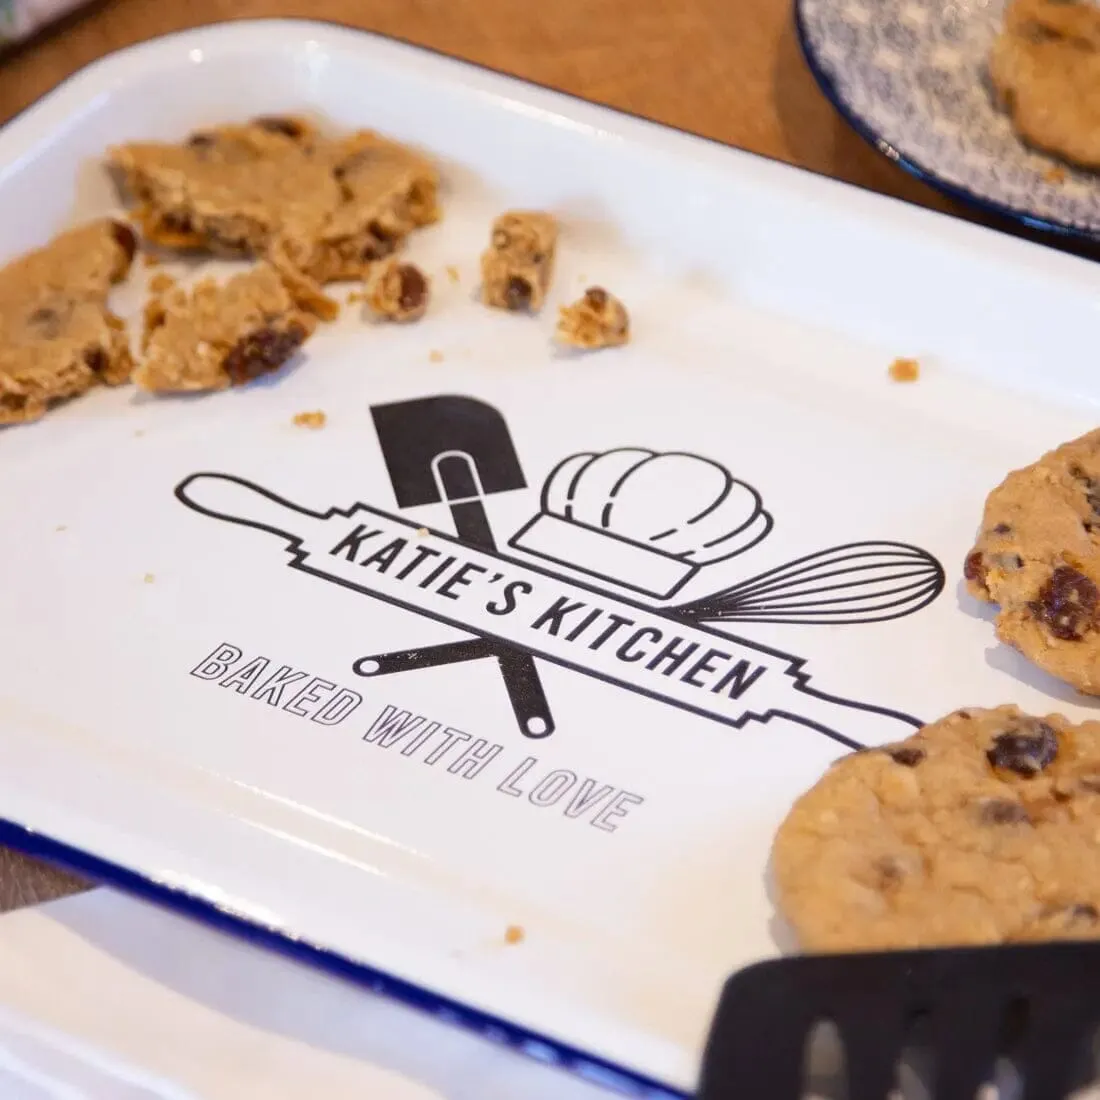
[697,943,1100,1099]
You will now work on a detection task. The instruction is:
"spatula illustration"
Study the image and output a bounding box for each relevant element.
[368,397,554,738]
[698,943,1100,1099]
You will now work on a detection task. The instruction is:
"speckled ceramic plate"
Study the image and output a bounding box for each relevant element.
[796,0,1100,239]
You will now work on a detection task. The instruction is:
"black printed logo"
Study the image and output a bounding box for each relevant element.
[175,395,944,750]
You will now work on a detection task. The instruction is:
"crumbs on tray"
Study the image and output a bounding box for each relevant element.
[888,357,920,383]
[292,410,327,429]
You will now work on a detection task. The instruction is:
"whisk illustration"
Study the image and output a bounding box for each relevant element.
[675,542,944,626]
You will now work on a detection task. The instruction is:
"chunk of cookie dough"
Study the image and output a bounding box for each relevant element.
[480,212,557,312]
[774,706,1100,951]
[964,428,1100,695]
[366,260,429,322]
[555,287,629,349]
[108,117,439,301]
[0,219,137,425]
[134,264,316,393]
[991,0,1100,168]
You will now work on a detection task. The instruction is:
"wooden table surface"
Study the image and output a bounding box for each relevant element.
[0,0,1067,910]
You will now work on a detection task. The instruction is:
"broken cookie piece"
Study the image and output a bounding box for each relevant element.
[134,263,316,393]
[108,117,439,309]
[555,286,629,350]
[964,427,1100,694]
[110,117,326,254]
[366,260,430,322]
[480,211,557,312]
[0,219,136,425]
[311,130,439,282]
[991,0,1100,168]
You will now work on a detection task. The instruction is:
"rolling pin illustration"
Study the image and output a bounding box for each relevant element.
[176,472,927,749]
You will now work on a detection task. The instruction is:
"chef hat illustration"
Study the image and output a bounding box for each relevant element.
[508,448,772,599]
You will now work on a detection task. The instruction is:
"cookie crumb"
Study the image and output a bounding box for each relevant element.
[366,260,430,322]
[346,289,368,305]
[133,429,145,438]
[445,264,460,284]
[143,573,155,584]
[292,410,327,429]
[888,357,920,383]
[1044,164,1068,184]
[143,253,161,268]
[480,212,558,312]
[429,350,444,363]
[55,525,67,532]
[556,286,630,350]
[504,924,525,944]
[148,272,177,295]
[417,527,430,537]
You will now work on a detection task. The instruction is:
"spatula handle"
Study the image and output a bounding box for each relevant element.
[444,490,556,739]
[498,651,555,739]
[352,639,495,676]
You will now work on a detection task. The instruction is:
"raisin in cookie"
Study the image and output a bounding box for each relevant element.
[134,264,316,393]
[774,706,1100,951]
[365,260,429,322]
[991,0,1100,168]
[0,219,136,425]
[109,117,439,308]
[965,429,1100,694]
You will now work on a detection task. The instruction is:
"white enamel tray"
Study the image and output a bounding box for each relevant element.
[3,20,1100,1095]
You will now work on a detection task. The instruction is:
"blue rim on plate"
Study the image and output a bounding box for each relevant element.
[794,0,1100,242]
[0,817,682,1099]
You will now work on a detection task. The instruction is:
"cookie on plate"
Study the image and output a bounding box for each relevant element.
[0,218,136,425]
[773,706,1100,951]
[965,428,1100,694]
[990,0,1100,169]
